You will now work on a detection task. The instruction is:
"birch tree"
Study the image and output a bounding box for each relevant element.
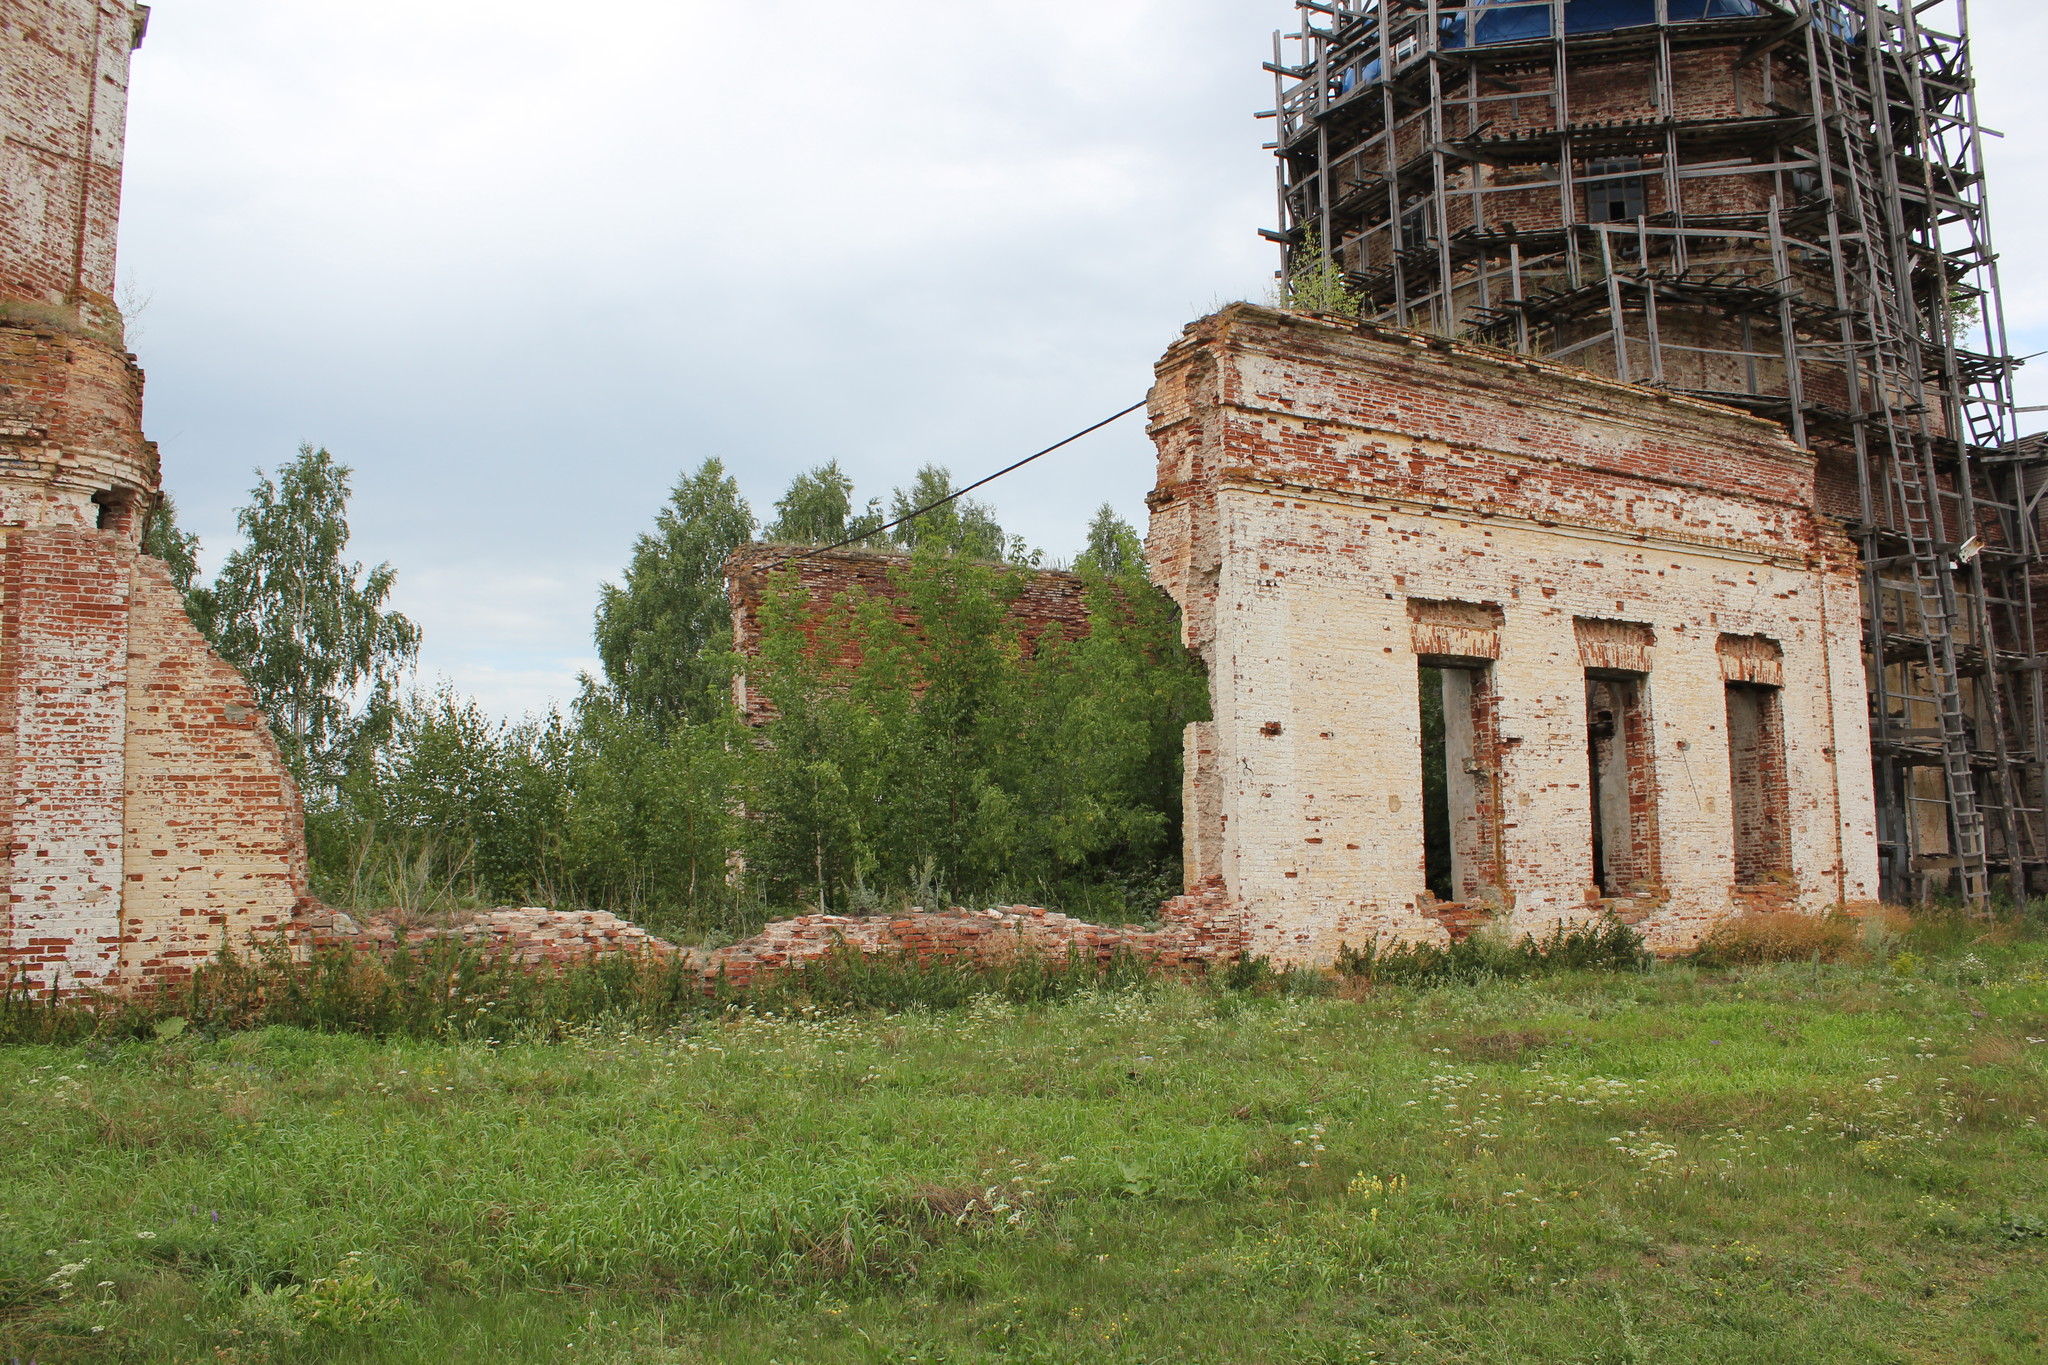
[205,444,421,789]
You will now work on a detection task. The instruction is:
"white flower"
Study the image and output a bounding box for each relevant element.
[134,1231,155,1240]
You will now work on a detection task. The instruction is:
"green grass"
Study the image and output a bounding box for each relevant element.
[3,934,2046,1363]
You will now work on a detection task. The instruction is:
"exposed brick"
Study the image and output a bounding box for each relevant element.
[1,1,311,996]
[725,543,1094,726]
[284,888,1248,991]
[0,0,144,319]
[1145,305,1879,960]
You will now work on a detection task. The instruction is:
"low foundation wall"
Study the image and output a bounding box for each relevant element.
[286,878,1248,990]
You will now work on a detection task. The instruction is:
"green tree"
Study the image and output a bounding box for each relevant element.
[205,444,421,789]
[593,457,757,729]
[333,684,573,907]
[764,461,853,544]
[887,464,1013,562]
[746,544,1207,917]
[142,491,203,596]
[555,689,753,934]
[1076,504,1143,577]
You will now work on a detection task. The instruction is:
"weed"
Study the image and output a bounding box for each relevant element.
[1335,914,1650,985]
[0,938,1166,1047]
[1692,910,1861,966]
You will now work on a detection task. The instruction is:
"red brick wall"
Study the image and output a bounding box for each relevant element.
[0,525,131,987]
[1148,310,1821,528]
[674,883,1245,990]
[0,7,316,996]
[284,885,1249,991]
[118,560,311,983]
[1727,683,1792,889]
[0,320,158,521]
[725,544,1095,725]
[0,0,147,314]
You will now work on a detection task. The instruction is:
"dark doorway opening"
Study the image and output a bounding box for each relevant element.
[1586,673,1656,897]
[1420,665,1453,900]
[1421,661,1503,903]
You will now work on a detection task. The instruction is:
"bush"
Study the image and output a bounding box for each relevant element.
[1334,915,1651,986]
[743,546,1208,920]
[1691,911,1861,967]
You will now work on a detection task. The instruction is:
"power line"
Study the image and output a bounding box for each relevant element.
[766,398,1149,567]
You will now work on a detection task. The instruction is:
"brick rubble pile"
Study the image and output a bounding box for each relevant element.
[290,876,1247,988]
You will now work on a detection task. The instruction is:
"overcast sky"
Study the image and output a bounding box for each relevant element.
[116,1,2048,719]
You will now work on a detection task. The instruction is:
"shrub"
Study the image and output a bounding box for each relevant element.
[743,546,1208,920]
[1691,911,1860,967]
[1334,915,1650,986]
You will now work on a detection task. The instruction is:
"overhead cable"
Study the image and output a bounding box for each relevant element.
[765,398,1149,568]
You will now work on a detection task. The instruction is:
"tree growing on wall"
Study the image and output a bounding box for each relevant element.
[1278,230,1361,317]
[203,444,422,790]
[593,458,758,729]
[142,491,204,596]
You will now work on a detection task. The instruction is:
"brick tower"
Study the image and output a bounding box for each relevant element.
[1,0,310,992]
[1264,1,2046,903]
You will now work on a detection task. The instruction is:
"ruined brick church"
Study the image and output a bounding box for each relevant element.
[1,1,309,992]
[1139,0,2040,959]
[741,1,2042,962]
[3,0,2037,990]
[1138,0,2048,961]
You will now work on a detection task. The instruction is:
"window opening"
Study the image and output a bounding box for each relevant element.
[92,489,130,533]
[1584,157,1646,223]
[1586,674,1656,897]
[1400,199,1432,249]
[1726,683,1791,884]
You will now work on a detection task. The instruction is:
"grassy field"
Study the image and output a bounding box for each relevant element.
[3,923,2046,1363]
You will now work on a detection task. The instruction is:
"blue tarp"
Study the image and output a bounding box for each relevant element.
[1663,0,1766,20]
[1566,0,1762,29]
[1437,0,1763,51]
[1334,57,1384,97]
[1437,2,1553,49]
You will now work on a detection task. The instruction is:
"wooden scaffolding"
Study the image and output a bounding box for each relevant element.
[1264,0,2047,903]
